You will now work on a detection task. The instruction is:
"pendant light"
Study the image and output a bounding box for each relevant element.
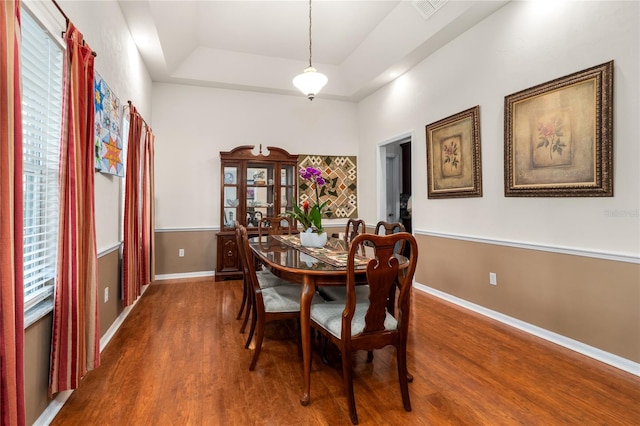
[293,0,327,100]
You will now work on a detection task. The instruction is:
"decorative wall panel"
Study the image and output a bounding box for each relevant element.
[94,71,124,176]
[297,155,358,219]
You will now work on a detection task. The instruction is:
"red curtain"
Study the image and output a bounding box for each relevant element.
[0,1,26,423]
[49,23,100,395]
[123,107,155,306]
[123,106,143,305]
[141,126,156,283]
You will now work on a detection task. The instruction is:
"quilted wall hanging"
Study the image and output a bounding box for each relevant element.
[94,71,124,176]
[297,155,358,219]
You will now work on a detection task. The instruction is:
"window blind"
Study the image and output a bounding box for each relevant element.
[21,9,64,310]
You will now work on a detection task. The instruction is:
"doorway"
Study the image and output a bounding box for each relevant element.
[378,134,412,233]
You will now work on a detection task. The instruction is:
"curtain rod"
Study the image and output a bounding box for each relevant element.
[51,0,97,57]
[126,101,152,133]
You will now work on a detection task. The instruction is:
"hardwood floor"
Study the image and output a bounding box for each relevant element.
[51,278,640,425]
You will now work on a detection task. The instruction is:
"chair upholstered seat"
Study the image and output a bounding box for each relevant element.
[311,300,397,338]
[262,284,323,313]
[256,269,286,288]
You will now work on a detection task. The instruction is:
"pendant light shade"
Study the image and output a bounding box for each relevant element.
[293,67,328,100]
[293,0,327,100]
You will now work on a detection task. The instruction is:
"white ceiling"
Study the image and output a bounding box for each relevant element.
[118,0,509,102]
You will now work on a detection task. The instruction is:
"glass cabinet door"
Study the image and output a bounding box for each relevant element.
[246,163,275,227]
[280,164,296,215]
[222,166,238,229]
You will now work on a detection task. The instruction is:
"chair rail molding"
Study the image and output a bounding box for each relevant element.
[415,229,639,264]
[155,226,217,233]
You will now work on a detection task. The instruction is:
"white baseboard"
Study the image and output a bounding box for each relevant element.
[413,282,640,377]
[154,271,215,281]
[33,390,73,426]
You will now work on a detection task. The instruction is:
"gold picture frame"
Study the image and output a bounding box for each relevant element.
[426,106,482,199]
[504,61,613,197]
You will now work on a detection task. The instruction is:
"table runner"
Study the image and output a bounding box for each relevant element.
[273,235,370,268]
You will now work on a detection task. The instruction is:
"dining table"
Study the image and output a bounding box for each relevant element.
[248,234,371,406]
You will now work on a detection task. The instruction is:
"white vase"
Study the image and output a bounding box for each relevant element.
[299,231,327,248]
[299,253,318,266]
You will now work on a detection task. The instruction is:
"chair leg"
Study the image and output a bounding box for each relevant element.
[245,303,257,349]
[295,319,302,358]
[341,349,358,425]
[236,279,248,320]
[240,290,252,334]
[396,345,412,412]
[249,318,265,371]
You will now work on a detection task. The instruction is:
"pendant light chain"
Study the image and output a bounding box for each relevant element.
[308,0,313,68]
[292,0,328,100]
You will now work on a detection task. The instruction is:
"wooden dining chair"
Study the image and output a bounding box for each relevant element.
[257,216,293,237]
[310,232,418,425]
[237,224,322,371]
[321,218,369,361]
[318,218,369,359]
[235,222,287,335]
[344,218,366,244]
[235,221,250,324]
[374,221,407,315]
[375,220,406,243]
[254,215,293,271]
[319,218,368,303]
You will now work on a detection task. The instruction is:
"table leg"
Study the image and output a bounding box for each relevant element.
[299,275,315,406]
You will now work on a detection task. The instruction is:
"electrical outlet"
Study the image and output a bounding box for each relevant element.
[179,248,185,257]
[489,272,497,286]
[104,287,109,303]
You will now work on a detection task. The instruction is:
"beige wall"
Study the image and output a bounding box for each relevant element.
[152,83,359,230]
[24,314,52,426]
[356,1,639,257]
[98,248,124,336]
[155,230,217,276]
[25,249,123,425]
[415,234,640,363]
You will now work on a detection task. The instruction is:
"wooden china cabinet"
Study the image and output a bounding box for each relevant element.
[215,145,298,280]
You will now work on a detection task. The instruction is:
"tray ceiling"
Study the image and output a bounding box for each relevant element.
[118,0,509,101]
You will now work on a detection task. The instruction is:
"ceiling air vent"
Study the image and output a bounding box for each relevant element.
[412,0,448,21]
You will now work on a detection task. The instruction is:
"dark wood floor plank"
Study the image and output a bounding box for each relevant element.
[50,278,640,425]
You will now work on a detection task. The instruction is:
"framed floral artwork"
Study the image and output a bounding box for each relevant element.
[504,61,613,197]
[426,106,482,198]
